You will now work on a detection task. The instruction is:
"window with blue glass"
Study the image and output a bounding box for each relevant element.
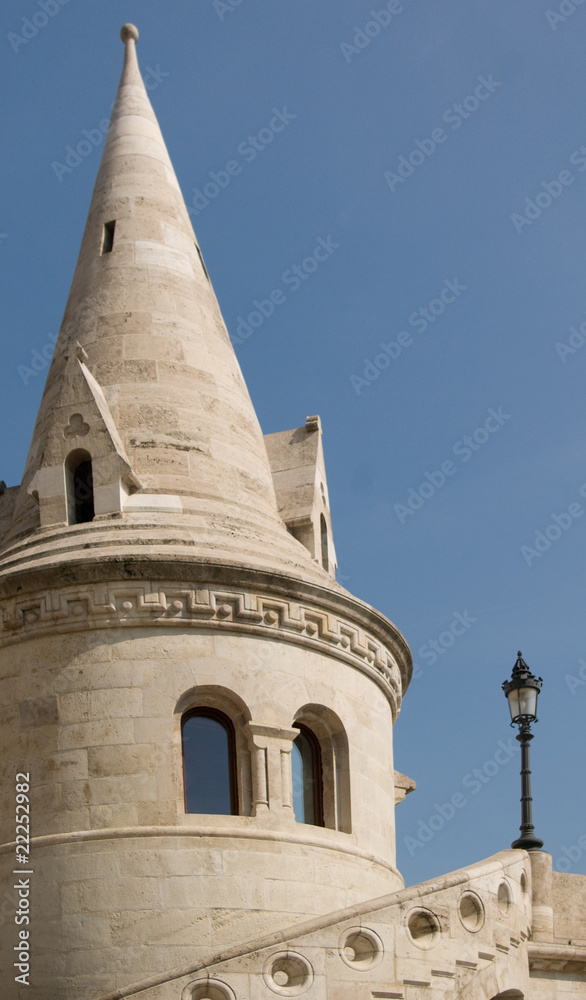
[182,708,238,814]
[291,724,324,826]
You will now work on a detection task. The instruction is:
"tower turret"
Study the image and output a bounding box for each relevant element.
[0,27,411,1000]
[1,23,329,586]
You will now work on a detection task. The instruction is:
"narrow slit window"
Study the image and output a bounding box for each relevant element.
[65,450,95,525]
[101,220,116,254]
[195,244,210,281]
[320,514,329,572]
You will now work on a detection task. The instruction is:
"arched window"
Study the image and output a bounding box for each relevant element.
[320,514,329,571]
[490,993,524,999]
[291,724,324,826]
[65,449,95,524]
[182,708,238,815]
[292,706,351,833]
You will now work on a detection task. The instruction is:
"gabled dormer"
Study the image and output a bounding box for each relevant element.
[27,345,141,528]
[265,415,338,579]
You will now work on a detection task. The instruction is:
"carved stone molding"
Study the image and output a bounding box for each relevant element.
[0,581,404,715]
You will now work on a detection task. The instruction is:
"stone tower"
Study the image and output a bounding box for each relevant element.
[0,26,411,1000]
[4,26,584,1000]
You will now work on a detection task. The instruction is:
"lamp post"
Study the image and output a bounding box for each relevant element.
[502,652,544,852]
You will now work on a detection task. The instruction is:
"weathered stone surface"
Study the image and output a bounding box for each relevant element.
[19,695,58,729]
[0,24,583,1000]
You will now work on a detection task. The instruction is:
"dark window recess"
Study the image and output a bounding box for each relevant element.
[291,724,324,826]
[320,514,329,572]
[195,244,210,281]
[101,220,116,254]
[182,709,238,814]
[66,451,95,524]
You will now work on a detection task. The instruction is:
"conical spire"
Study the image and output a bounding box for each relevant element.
[0,26,333,586]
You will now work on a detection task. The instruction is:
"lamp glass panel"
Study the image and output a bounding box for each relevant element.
[507,684,538,720]
[518,684,538,717]
[506,688,521,721]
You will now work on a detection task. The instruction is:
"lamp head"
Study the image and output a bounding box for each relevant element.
[502,651,543,725]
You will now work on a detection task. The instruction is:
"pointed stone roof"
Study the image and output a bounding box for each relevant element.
[0,25,335,587]
[0,25,412,706]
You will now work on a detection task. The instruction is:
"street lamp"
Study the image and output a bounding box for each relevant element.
[502,651,544,851]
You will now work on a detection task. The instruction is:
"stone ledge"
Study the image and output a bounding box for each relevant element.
[0,823,402,879]
[528,941,586,973]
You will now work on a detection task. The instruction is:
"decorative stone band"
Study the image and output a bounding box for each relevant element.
[0,580,405,716]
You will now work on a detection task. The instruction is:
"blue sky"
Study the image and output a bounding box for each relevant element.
[1,0,585,888]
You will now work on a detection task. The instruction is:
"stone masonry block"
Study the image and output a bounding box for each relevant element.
[19,696,58,729]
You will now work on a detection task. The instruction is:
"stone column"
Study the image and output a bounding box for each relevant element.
[244,724,298,818]
[529,850,554,940]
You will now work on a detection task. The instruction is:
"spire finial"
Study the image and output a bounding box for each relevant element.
[120,23,139,44]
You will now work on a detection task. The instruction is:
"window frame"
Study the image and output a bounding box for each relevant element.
[292,722,324,827]
[181,707,239,816]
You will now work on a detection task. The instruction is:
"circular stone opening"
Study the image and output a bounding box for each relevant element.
[340,929,382,969]
[459,892,485,932]
[497,881,513,914]
[265,954,313,996]
[407,909,439,948]
[272,958,304,988]
[189,984,233,1000]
